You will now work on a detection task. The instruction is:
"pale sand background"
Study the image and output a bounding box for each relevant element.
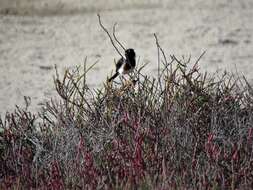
[0,0,253,115]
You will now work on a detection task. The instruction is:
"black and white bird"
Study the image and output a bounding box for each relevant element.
[108,48,136,82]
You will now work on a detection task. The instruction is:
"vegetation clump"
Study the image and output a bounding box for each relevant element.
[1,44,253,189]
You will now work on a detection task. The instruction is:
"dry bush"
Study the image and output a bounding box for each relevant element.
[1,43,253,189]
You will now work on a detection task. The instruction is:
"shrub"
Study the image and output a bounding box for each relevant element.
[1,46,253,189]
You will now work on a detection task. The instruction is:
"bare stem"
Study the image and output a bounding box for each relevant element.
[97,14,124,58]
[113,23,126,51]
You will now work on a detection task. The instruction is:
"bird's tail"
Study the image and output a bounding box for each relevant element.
[108,72,119,82]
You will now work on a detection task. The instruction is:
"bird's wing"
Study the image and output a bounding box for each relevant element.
[124,59,132,71]
[116,57,124,72]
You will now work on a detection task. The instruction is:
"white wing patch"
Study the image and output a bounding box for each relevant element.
[118,66,124,75]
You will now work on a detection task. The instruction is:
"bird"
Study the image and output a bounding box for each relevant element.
[108,48,136,82]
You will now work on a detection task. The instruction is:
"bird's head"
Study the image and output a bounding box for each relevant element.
[125,48,136,59]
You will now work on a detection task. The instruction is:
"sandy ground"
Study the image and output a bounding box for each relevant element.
[0,0,253,115]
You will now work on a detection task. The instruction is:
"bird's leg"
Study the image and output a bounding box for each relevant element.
[123,74,137,88]
[121,75,128,87]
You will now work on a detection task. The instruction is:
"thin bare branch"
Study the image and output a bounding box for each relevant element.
[154,33,163,90]
[113,23,126,51]
[195,50,206,66]
[97,14,124,58]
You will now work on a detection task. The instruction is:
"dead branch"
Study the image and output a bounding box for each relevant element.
[97,14,124,58]
[113,23,126,51]
[154,33,169,67]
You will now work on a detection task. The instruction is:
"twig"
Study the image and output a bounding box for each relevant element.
[195,50,206,66]
[76,60,99,84]
[83,57,87,94]
[154,33,169,68]
[97,14,124,58]
[113,23,126,51]
[154,33,163,90]
[154,34,161,78]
